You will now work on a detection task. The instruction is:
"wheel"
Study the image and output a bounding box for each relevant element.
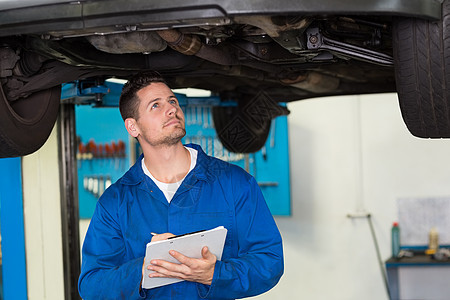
[393,0,450,138]
[0,84,61,157]
[212,105,271,153]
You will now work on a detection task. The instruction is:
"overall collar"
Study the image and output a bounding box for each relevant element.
[119,143,210,187]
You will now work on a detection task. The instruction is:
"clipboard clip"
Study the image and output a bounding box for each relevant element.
[167,229,207,240]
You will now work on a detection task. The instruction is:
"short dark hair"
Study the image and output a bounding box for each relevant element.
[119,71,168,121]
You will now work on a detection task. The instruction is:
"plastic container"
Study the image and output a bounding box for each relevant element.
[391,222,400,258]
[428,227,439,251]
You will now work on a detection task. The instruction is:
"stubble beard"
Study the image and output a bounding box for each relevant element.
[144,124,186,147]
[160,127,186,146]
[158,115,186,146]
[138,115,187,147]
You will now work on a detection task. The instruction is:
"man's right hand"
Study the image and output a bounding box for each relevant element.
[151,233,176,242]
[142,232,176,278]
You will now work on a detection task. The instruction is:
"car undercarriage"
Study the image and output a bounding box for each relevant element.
[0,0,448,156]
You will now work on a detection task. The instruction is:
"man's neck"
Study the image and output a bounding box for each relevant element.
[142,142,191,183]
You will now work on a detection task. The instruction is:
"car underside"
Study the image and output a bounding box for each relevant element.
[0,0,448,156]
[3,14,397,98]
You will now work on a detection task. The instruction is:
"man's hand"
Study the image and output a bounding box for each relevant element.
[147,246,217,285]
[142,233,175,278]
[151,233,176,242]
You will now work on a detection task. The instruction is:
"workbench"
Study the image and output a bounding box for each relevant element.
[386,254,450,300]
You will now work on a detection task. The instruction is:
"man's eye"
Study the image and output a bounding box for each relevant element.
[151,103,159,109]
[169,99,178,105]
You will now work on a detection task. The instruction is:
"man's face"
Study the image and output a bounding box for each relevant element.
[129,82,186,147]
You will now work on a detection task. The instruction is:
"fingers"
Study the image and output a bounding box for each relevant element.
[151,232,175,242]
[167,250,190,265]
[201,246,214,260]
[148,251,188,274]
[147,258,191,280]
[146,249,217,285]
[165,247,215,266]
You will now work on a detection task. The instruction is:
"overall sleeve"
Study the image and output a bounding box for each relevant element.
[78,189,144,300]
[199,175,284,299]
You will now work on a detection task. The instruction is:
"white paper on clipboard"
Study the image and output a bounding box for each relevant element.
[142,226,227,289]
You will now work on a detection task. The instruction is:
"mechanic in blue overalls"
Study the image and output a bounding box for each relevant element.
[78,71,284,299]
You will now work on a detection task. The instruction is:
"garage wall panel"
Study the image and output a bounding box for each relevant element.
[22,126,65,300]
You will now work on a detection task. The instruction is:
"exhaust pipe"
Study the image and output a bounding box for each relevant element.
[157,29,237,65]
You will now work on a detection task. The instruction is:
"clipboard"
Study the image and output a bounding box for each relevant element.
[142,226,228,289]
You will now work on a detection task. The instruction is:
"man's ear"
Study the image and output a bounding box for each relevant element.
[125,118,140,138]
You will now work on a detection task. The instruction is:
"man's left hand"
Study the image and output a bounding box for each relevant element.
[147,246,216,285]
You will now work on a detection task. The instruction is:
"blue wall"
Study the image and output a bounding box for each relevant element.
[75,105,129,218]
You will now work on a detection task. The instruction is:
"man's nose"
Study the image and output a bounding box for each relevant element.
[166,103,177,116]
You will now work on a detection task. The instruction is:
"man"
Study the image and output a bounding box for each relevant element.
[78,71,284,299]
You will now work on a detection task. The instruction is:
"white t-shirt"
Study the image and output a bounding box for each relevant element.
[142,147,198,202]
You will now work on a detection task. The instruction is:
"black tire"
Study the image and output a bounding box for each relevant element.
[0,84,61,157]
[393,0,450,138]
[212,106,271,153]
